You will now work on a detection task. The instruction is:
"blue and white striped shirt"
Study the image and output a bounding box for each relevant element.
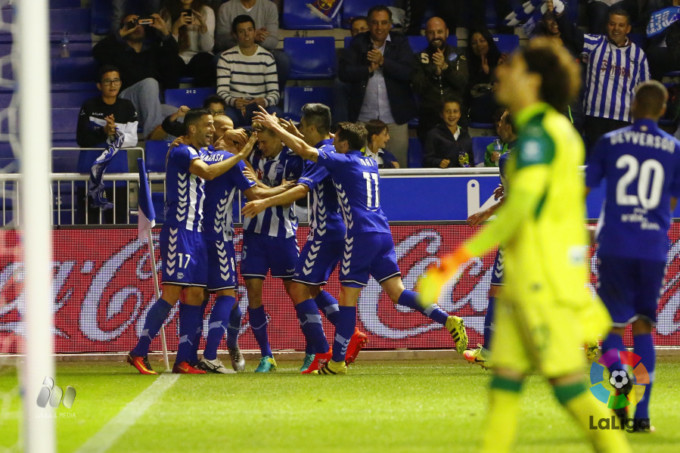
[582,34,650,122]
[202,148,256,242]
[243,146,303,238]
[216,45,279,108]
[165,144,206,232]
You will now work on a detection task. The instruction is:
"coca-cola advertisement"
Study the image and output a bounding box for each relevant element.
[1,225,680,353]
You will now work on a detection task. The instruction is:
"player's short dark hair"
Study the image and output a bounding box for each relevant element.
[367,5,392,22]
[364,119,388,143]
[336,122,367,150]
[202,94,227,110]
[608,7,631,25]
[232,14,255,32]
[301,103,331,135]
[184,108,212,130]
[521,38,580,112]
[633,80,668,117]
[98,64,121,82]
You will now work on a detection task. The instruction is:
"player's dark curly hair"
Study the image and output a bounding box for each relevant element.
[522,38,580,112]
[336,122,367,151]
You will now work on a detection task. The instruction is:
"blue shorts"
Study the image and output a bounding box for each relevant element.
[490,248,504,286]
[293,239,344,285]
[159,226,207,287]
[207,239,237,291]
[340,232,401,288]
[597,255,666,327]
[240,232,299,279]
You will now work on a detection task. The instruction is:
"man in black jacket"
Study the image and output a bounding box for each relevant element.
[412,16,468,143]
[339,5,416,167]
[93,13,179,140]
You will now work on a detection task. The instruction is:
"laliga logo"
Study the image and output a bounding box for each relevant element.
[36,376,76,409]
[589,350,649,410]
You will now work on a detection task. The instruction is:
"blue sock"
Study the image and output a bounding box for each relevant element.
[483,296,495,350]
[190,299,209,363]
[633,333,655,421]
[226,305,242,349]
[314,290,340,326]
[332,306,356,363]
[296,299,330,354]
[248,306,272,358]
[132,298,173,357]
[175,304,203,364]
[204,296,236,360]
[398,290,449,325]
[602,333,625,374]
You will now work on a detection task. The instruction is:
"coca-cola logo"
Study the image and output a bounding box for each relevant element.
[1,226,680,353]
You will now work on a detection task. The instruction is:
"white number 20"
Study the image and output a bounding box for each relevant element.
[615,154,664,210]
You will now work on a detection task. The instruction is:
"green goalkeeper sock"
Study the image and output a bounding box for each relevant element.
[481,375,523,453]
[554,381,631,453]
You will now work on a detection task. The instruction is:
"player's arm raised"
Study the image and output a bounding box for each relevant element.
[252,106,319,162]
[243,184,309,217]
[189,134,258,180]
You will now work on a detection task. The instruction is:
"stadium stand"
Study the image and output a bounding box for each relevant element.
[282,0,339,30]
[145,140,172,173]
[283,86,334,122]
[90,0,113,35]
[407,137,423,168]
[341,0,395,28]
[51,108,80,143]
[471,135,497,167]
[284,37,337,79]
[492,34,520,55]
[164,87,216,108]
[49,8,92,43]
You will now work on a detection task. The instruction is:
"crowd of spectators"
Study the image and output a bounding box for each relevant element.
[77,0,680,171]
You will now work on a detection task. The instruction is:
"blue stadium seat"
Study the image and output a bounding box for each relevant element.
[628,32,647,49]
[493,34,519,54]
[469,122,495,131]
[51,0,82,7]
[342,0,395,28]
[0,90,12,109]
[164,87,216,109]
[407,137,423,168]
[50,9,92,43]
[0,142,18,172]
[51,57,97,83]
[51,149,79,173]
[0,9,13,44]
[50,41,93,58]
[344,35,352,48]
[52,89,99,108]
[471,136,497,167]
[284,37,337,79]
[282,0,339,30]
[152,192,166,223]
[283,86,334,122]
[407,36,427,53]
[145,140,172,173]
[51,108,79,142]
[91,0,113,35]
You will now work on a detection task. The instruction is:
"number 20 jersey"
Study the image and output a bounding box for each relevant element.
[586,118,680,261]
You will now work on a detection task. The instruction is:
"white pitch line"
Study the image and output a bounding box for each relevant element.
[75,374,179,453]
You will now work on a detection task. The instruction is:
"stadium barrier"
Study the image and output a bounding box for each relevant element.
[0,169,678,353]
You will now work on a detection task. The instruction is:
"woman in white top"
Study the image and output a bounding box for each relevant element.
[161,0,216,86]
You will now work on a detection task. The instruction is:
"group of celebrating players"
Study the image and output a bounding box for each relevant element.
[125,35,678,451]
[126,101,468,377]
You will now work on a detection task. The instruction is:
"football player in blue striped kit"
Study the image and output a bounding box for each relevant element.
[254,109,468,375]
[196,128,267,374]
[243,104,368,373]
[127,108,254,375]
[240,126,304,372]
[586,80,680,432]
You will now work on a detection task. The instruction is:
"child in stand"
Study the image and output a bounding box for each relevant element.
[423,96,473,168]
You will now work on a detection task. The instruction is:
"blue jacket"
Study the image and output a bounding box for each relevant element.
[339,31,416,125]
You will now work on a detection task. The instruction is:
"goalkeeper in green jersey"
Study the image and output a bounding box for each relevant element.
[420,38,630,453]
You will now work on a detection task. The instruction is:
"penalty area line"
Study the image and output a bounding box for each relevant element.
[74,373,180,453]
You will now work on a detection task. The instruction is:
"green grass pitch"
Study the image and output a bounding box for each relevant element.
[1,355,680,452]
